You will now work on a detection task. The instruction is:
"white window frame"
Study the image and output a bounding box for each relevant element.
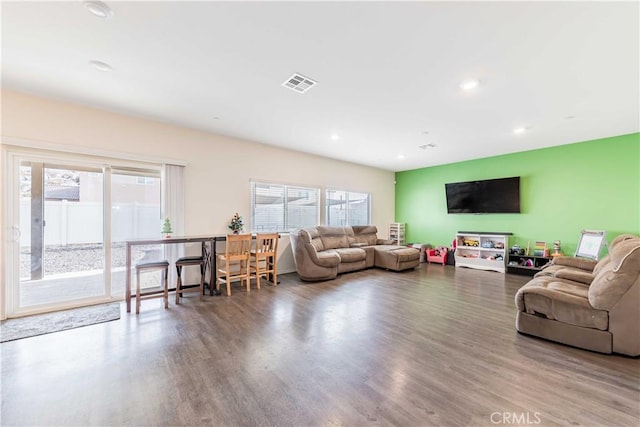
[250,181,320,233]
[325,189,371,226]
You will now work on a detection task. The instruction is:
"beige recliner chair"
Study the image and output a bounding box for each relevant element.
[515,234,640,356]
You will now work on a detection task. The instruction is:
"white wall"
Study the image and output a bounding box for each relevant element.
[1,90,395,306]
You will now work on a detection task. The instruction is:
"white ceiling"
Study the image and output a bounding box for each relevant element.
[2,1,639,171]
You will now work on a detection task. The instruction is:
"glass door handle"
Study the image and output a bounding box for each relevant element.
[11,225,21,242]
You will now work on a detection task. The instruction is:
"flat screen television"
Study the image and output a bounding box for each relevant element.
[445,176,521,214]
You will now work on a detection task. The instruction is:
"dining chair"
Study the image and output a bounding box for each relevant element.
[250,233,279,290]
[134,260,170,314]
[175,242,210,304]
[216,233,252,296]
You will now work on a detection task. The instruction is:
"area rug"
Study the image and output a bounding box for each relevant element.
[0,302,121,343]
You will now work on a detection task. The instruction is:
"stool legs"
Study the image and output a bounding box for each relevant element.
[176,265,182,305]
[199,264,205,302]
[136,268,141,315]
[176,263,205,304]
[163,267,169,309]
[135,262,169,314]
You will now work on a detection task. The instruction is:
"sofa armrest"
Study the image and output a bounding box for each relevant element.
[550,256,598,272]
[304,245,340,268]
[554,269,595,285]
[377,239,395,245]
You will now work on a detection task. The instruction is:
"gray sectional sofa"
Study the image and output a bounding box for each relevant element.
[289,225,420,281]
[515,234,640,356]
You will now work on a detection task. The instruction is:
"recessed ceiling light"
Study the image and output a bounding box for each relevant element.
[460,79,480,90]
[564,115,576,120]
[422,131,429,135]
[513,127,527,135]
[330,134,339,141]
[212,116,220,120]
[83,1,114,19]
[89,60,112,72]
[397,154,406,160]
[418,143,437,149]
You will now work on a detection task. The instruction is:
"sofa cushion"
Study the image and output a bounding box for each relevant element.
[352,225,378,235]
[516,277,589,310]
[554,269,595,285]
[516,277,608,330]
[299,228,326,252]
[391,247,420,263]
[534,264,564,278]
[352,225,379,246]
[302,227,319,241]
[337,259,367,274]
[317,226,349,250]
[377,239,395,245]
[589,237,640,310]
[308,248,341,268]
[344,226,356,246]
[539,256,598,274]
[330,248,367,263]
[374,246,420,271]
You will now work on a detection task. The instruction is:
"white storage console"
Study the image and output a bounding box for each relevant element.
[454,231,512,273]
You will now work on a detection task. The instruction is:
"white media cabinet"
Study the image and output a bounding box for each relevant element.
[454,231,512,273]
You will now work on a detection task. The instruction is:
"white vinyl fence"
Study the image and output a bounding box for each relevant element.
[20,200,161,246]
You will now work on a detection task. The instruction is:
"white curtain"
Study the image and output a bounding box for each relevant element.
[161,164,185,284]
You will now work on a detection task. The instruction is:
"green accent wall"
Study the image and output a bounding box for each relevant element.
[395,133,640,256]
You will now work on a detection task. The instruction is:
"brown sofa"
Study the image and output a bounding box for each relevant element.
[289,226,420,281]
[515,234,640,356]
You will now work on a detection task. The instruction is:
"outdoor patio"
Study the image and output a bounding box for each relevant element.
[19,243,167,308]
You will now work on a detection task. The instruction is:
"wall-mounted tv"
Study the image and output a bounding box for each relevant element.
[445,176,521,214]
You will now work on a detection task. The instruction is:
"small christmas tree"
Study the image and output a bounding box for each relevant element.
[228,212,244,234]
[161,218,173,236]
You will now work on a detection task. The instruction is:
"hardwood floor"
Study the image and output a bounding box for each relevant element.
[2,264,638,426]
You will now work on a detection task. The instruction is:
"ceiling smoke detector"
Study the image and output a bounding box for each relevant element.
[282,73,317,93]
[418,143,437,149]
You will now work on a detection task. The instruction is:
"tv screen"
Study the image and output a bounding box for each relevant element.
[445,177,521,214]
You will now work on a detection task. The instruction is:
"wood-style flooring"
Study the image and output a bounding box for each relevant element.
[1,264,638,426]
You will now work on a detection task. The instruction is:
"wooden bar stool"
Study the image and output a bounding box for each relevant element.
[175,242,209,304]
[134,260,170,314]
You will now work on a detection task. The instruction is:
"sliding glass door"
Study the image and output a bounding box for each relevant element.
[17,161,106,309]
[110,169,162,297]
[6,151,164,316]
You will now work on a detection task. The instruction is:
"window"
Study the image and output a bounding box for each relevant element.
[251,182,319,232]
[326,190,370,226]
[136,176,155,185]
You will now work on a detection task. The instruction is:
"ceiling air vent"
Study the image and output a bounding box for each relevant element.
[282,73,317,93]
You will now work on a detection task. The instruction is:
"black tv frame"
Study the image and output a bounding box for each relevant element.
[445,176,521,214]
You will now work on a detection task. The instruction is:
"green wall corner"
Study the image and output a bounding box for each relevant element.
[395,133,640,255]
